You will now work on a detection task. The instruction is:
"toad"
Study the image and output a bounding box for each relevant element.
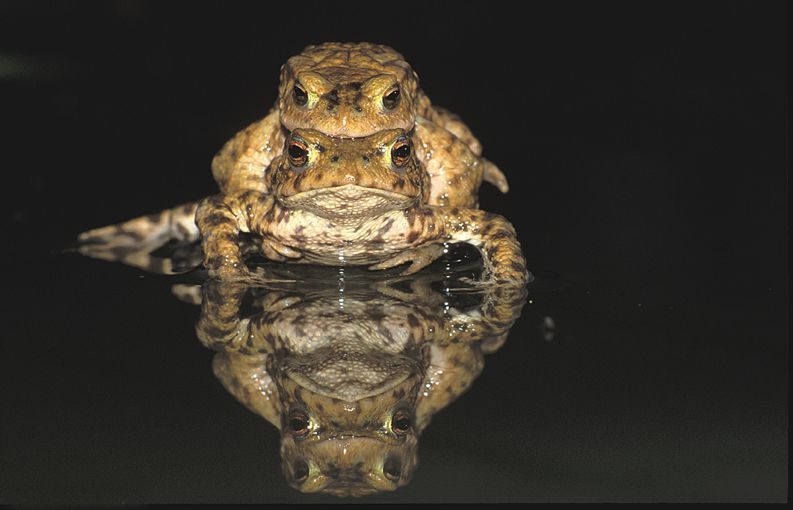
[197,128,530,283]
[211,42,508,196]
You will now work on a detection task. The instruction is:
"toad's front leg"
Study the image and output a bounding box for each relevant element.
[417,207,532,284]
[196,191,276,278]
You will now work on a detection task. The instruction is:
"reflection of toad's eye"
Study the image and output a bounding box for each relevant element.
[293,84,308,106]
[391,410,411,435]
[293,459,309,483]
[383,87,400,110]
[390,138,411,168]
[288,411,310,437]
[288,139,309,168]
[383,455,401,482]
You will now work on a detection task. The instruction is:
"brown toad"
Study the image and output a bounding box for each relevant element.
[211,42,509,197]
[196,274,527,496]
[196,127,529,283]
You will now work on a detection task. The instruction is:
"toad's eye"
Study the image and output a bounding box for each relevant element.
[293,459,309,483]
[288,411,310,437]
[390,409,411,436]
[287,139,309,168]
[390,138,411,168]
[293,84,308,106]
[382,86,400,110]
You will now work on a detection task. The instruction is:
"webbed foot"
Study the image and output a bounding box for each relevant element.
[368,244,446,275]
[261,238,303,261]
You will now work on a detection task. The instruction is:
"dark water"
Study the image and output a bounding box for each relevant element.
[0,1,787,503]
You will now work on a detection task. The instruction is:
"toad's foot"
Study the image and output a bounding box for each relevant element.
[368,244,445,275]
[483,159,509,194]
[196,192,276,280]
[434,208,531,285]
[261,238,302,262]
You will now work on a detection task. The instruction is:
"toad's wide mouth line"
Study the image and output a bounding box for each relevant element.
[280,184,415,202]
[286,369,413,402]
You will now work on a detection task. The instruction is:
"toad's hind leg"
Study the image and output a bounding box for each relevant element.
[78,202,200,248]
[368,243,446,275]
[76,202,202,274]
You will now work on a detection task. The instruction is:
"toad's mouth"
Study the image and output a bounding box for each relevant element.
[282,350,419,402]
[278,184,417,219]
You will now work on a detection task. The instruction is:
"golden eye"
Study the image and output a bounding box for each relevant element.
[390,137,411,168]
[288,410,310,437]
[390,409,411,435]
[382,86,400,110]
[287,138,309,168]
[293,83,308,106]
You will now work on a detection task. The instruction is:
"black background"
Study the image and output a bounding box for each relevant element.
[0,0,787,503]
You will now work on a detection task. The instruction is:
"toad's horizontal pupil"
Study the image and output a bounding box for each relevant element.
[394,417,410,430]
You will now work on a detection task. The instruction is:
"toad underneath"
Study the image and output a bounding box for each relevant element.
[197,129,529,283]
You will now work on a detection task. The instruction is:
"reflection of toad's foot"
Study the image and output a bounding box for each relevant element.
[77,240,200,275]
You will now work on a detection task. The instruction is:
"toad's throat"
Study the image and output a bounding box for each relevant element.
[278,184,417,219]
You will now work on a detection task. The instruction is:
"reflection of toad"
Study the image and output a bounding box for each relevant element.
[194,272,527,496]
